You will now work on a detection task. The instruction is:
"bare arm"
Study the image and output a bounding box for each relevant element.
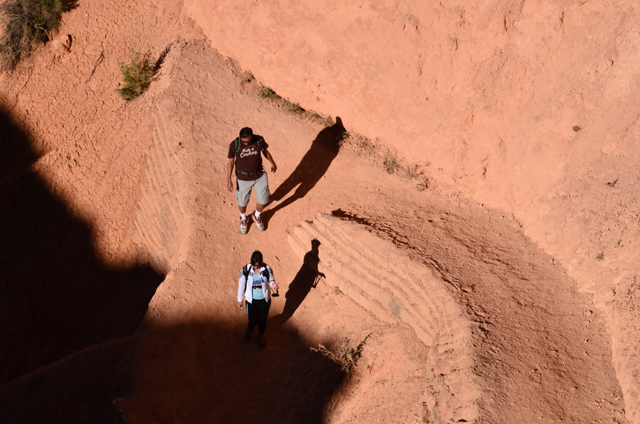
[227,157,235,192]
[264,149,277,173]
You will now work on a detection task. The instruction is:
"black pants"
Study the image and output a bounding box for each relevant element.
[246,298,271,333]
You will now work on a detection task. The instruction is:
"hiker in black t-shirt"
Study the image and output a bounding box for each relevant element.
[227,127,277,234]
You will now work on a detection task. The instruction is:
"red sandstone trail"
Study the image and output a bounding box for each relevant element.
[0,1,635,424]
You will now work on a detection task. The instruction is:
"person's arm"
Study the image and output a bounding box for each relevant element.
[266,265,279,292]
[264,149,277,173]
[238,266,247,309]
[227,157,235,192]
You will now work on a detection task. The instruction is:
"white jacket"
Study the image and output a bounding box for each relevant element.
[237,264,276,303]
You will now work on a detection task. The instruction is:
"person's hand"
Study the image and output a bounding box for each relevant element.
[270,282,279,291]
[227,180,233,192]
[271,163,277,173]
[238,300,243,310]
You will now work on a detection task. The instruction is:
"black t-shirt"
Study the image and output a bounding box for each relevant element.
[228,136,269,181]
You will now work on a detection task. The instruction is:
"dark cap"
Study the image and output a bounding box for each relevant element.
[239,127,253,138]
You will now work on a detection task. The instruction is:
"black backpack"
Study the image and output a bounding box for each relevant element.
[234,135,267,157]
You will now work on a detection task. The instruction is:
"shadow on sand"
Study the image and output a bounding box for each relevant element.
[264,117,346,225]
[0,106,164,423]
[272,240,324,326]
[115,317,347,424]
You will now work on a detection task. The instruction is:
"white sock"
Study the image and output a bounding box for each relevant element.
[254,210,262,218]
[240,213,247,220]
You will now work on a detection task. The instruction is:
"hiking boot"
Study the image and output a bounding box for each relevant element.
[240,216,248,234]
[257,333,266,349]
[244,328,253,341]
[252,212,265,231]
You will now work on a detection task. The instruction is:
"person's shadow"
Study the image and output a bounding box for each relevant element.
[265,117,346,221]
[273,240,325,326]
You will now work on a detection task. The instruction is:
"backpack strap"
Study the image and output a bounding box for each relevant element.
[234,137,242,156]
[255,136,267,153]
[261,264,270,281]
[242,264,251,293]
[234,136,267,156]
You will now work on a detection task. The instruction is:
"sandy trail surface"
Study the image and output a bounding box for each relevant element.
[0,0,631,423]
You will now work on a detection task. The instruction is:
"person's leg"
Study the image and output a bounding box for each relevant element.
[256,299,271,348]
[236,179,253,233]
[257,299,271,334]
[254,173,270,211]
[252,174,270,230]
[246,301,258,340]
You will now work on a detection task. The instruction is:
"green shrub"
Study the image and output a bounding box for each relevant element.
[259,85,307,114]
[281,98,304,113]
[259,86,279,99]
[0,1,29,71]
[243,70,255,83]
[117,50,154,101]
[22,0,63,44]
[0,0,64,71]
[309,112,333,127]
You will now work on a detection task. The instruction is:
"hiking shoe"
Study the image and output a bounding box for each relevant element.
[244,328,253,341]
[252,212,265,231]
[257,333,266,349]
[240,216,248,234]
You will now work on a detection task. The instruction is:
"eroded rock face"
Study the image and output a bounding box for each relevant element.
[288,212,626,423]
[288,213,478,422]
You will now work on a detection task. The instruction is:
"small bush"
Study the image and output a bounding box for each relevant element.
[281,98,304,113]
[23,0,63,44]
[0,1,29,71]
[117,50,154,101]
[259,85,307,114]
[338,132,376,155]
[259,86,279,99]
[596,252,604,261]
[310,112,333,127]
[383,151,400,174]
[406,164,421,180]
[0,0,64,71]
[243,70,255,83]
[416,176,431,191]
[311,334,370,374]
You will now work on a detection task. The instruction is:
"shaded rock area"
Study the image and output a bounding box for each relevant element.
[0,106,163,421]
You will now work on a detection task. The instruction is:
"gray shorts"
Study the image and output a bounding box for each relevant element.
[236,172,270,207]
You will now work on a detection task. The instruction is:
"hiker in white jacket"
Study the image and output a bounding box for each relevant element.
[237,251,279,348]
